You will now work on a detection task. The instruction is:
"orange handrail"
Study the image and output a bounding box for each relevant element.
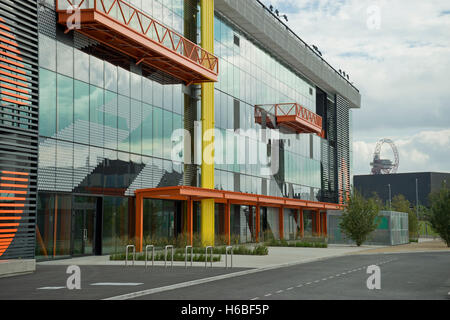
[255,103,323,129]
[55,0,218,76]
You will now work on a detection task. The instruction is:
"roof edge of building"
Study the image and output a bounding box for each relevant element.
[214,0,362,109]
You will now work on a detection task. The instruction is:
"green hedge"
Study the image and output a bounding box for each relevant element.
[190,245,268,256]
[265,239,328,248]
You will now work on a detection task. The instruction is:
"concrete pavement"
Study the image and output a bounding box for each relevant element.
[37,245,380,269]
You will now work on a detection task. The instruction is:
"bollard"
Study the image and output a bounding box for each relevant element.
[165,245,174,269]
[125,245,136,267]
[145,245,155,270]
[205,246,213,269]
[225,246,233,269]
[185,246,193,269]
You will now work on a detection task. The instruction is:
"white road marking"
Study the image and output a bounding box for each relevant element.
[297,284,303,288]
[322,278,327,281]
[336,274,341,277]
[328,276,334,279]
[276,290,284,294]
[37,287,65,290]
[286,287,293,291]
[251,297,260,300]
[314,280,320,283]
[264,293,272,297]
[306,282,312,285]
[90,283,143,286]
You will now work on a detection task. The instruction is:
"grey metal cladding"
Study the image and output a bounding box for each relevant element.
[0,0,39,260]
[215,0,361,109]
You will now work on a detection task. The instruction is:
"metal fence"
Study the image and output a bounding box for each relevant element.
[328,211,409,246]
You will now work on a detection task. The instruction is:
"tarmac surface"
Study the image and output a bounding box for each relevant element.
[0,242,448,300]
[134,251,450,300]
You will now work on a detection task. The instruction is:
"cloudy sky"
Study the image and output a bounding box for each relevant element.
[261,0,450,176]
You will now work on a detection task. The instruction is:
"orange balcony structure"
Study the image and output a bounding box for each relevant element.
[255,103,323,136]
[55,0,218,85]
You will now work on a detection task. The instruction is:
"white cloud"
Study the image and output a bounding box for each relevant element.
[353,129,450,175]
[264,0,450,174]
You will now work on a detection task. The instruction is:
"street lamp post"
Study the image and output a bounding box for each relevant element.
[387,184,392,211]
[416,178,420,239]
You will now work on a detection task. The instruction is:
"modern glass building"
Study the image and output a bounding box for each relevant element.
[0,0,361,260]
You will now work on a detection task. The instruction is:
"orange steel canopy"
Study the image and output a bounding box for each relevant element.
[255,103,323,136]
[56,0,218,86]
[135,186,343,210]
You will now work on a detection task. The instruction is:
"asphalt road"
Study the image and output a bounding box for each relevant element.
[0,252,448,300]
[0,265,250,300]
[135,252,450,300]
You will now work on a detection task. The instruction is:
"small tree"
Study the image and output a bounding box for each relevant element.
[340,192,381,246]
[391,194,419,239]
[428,184,450,247]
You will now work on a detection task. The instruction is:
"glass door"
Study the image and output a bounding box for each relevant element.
[72,197,97,256]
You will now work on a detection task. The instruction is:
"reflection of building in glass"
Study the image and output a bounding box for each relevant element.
[0,0,360,260]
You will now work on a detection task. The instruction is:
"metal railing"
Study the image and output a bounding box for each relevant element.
[185,246,193,269]
[225,246,233,269]
[55,0,219,75]
[255,103,323,130]
[205,246,213,269]
[145,245,155,270]
[125,245,135,267]
[165,245,174,269]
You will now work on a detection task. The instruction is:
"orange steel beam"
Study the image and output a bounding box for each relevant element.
[316,210,321,236]
[135,186,344,211]
[135,194,143,252]
[55,0,218,85]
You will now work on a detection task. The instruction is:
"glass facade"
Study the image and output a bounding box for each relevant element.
[33,0,353,258]
[213,16,322,200]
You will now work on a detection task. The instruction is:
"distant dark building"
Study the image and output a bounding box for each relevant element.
[354,172,450,208]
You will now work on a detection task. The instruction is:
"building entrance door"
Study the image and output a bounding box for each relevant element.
[72,197,97,256]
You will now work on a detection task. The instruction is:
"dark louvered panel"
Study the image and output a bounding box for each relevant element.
[319,96,338,203]
[336,95,351,205]
[0,0,39,259]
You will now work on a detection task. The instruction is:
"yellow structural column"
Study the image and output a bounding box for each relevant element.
[200,0,215,247]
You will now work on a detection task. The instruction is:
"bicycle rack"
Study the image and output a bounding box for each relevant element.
[145,245,155,270]
[165,245,174,269]
[185,246,193,269]
[125,245,136,267]
[225,246,233,268]
[205,246,213,269]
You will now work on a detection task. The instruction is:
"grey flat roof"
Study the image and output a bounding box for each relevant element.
[215,0,362,109]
